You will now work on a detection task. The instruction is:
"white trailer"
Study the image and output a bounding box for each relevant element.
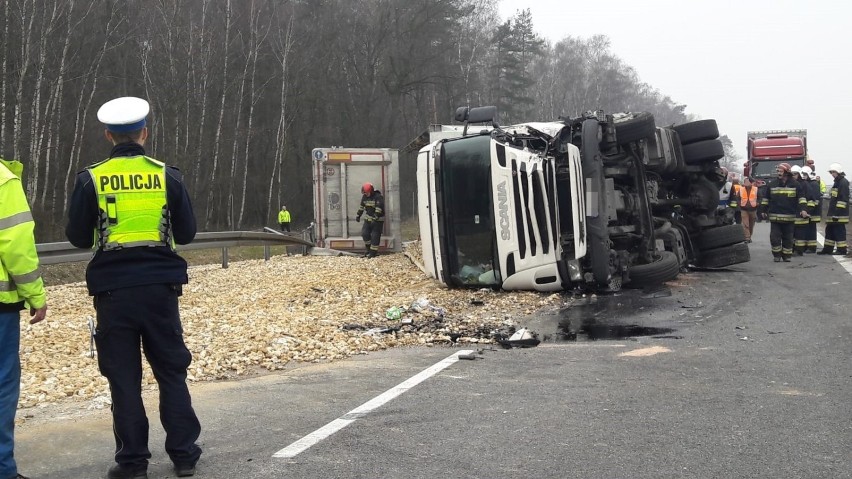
[311,147,401,253]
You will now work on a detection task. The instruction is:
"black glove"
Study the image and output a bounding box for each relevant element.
[355,214,361,222]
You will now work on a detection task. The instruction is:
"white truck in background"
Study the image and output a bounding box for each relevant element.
[416,107,750,292]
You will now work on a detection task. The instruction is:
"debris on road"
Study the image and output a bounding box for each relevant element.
[21,252,560,409]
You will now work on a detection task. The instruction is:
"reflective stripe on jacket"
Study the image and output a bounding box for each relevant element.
[87,156,171,250]
[0,159,46,308]
[760,178,807,223]
[356,190,385,222]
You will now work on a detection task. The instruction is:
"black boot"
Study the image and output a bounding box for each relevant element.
[833,248,848,255]
[107,464,148,479]
[773,256,782,262]
[817,248,833,255]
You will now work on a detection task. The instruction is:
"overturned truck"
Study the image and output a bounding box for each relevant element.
[416,107,749,292]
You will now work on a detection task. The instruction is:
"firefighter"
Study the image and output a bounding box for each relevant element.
[790,166,809,255]
[728,177,742,224]
[801,166,822,253]
[819,163,849,255]
[759,163,808,262]
[65,97,202,478]
[355,182,385,258]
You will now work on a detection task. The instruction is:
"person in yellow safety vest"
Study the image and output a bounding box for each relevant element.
[65,97,202,479]
[736,176,759,243]
[819,163,849,255]
[277,205,291,232]
[0,158,47,479]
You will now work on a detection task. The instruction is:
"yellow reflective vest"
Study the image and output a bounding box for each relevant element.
[278,209,291,223]
[0,159,46,308]
[87,156,171,250]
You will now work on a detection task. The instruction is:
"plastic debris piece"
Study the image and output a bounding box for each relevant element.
[385,306,404,320]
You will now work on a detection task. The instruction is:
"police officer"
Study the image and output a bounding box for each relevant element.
[759,163,808,262]
[354,182,384,258]
[65,97,201,479]
[0,157,47,479]
[819,163,849,255]
[277,205,291,232]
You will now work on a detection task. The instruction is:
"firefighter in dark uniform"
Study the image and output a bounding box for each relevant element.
[759,162,808,262]
[354,182,384,258]
[790,166,809,255]
[819,162,849,255]
[65,97,202,479]
[801,166,822,253]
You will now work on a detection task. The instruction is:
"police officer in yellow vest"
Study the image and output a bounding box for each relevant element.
[0,158,47,479]
[277,205,291,232]
[65,97,201,479]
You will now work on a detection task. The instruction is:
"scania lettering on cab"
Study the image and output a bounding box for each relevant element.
[417,107,750,292]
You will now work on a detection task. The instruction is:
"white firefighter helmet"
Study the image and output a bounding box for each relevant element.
[828,162,844,174]
[801,166,813,179]
[790,165,802,176]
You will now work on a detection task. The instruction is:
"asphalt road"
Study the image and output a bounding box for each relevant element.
[15,222,852,479]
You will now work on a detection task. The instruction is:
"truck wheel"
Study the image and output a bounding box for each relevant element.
[682,139,725,165]
[613,112,656,145]
[627,251,680,287]
[673,119,719,144]
[697,224,746,250]
[696,242,750,268]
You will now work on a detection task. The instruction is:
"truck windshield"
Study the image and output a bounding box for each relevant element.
[751,159,805,179]
[440,135,501,287]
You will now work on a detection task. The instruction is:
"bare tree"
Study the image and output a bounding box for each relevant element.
[205,0,232,230]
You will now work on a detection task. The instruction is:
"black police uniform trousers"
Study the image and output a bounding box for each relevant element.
[361,219,383,253]
[94,284,202,468]
[769,221,794,258]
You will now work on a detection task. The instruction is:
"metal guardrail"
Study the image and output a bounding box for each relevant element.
[37,230,316,267]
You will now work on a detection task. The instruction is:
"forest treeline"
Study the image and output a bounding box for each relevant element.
[0,0,730,242]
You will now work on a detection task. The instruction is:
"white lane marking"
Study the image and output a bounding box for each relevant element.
[272,349,474,459]
[817,231,852,275]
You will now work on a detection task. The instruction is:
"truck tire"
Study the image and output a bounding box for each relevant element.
[682,139,725,165]
[696,242,750,268]
[673,120,719,145]
[613,112,656,145]
[627,251,680,287]
[697,224,746,250]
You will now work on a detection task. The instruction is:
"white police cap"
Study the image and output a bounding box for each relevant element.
[97,97,149,133]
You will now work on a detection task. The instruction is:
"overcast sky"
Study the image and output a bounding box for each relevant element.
[498,0,851,179]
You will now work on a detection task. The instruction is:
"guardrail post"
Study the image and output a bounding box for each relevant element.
[264,245,270,261]
[222,247,229,268]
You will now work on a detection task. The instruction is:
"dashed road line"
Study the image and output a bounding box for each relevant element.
[272,349,474,459]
